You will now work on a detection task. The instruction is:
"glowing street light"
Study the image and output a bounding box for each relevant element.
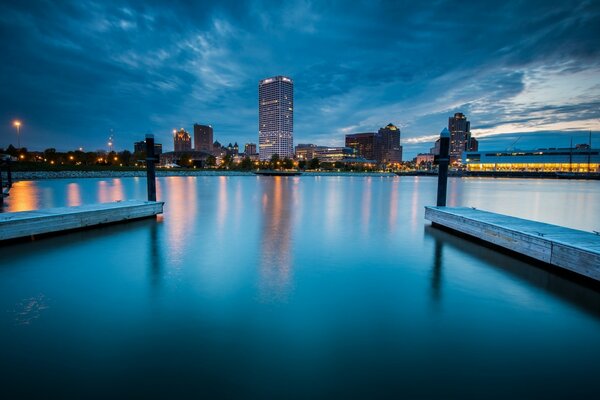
[13,120,22,149]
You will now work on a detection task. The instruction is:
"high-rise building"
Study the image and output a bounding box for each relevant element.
[193,124,213,152]
[173,128,191,152]
[378,123,402,164]
[345,133,377,161]
[259,75,294,160]
[345,123,403,164]
[448,113,477,163]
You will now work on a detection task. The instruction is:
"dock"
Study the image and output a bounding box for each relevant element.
[424,206,600,282]
[0,200,164,242]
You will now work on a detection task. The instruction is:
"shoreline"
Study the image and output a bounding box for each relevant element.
[9,169,600,181]
[10,170,397,181]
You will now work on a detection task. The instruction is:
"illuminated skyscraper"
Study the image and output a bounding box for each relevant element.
[448,113,476,163]
[173,128,191,152]
[259,76,294,160]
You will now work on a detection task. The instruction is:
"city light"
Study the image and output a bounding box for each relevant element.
[13,120,22,148]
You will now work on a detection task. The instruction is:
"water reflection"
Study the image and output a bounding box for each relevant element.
[259,177,294,301]
[148,218,163,294]
[6,181,40,212]
[424,224,600,317]
[430,234,444,304]
[67,183,81,206]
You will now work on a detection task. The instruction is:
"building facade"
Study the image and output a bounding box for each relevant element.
[259,76,294,160]
[193,124,213,152]
[345,123,402,165]
[463,147,600,172]
[244,143,257,156]
[134,141,162,155]
[296,144,355,163]
[345,133,377,161]
[448,113,477,163]
[173,128,192,152]
[378,123,402,164]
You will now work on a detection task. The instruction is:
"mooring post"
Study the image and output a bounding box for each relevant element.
[436,128,450,207]
[145,134,157,202]
[6,158,12,188]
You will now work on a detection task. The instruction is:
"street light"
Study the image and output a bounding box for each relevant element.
[13,120,22,149]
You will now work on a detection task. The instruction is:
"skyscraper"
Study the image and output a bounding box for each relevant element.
[194,124,213,152]
[259,76,294,160]
[173,128,191,152]
[378,123,402,164]
[448,113,476,163]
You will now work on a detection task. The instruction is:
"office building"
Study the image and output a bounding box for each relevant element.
[345,132,377,161]
[244,143,257,156]
[378,123,402,164]
[448,113,477,163]
[134,141,162,155]
[345,123,403,165]
[193,124,213,152]
[295,144,318,160]
[173,128,192,152]
[259,75,294,160]
[296,144,355,163]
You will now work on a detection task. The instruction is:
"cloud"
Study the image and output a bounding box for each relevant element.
[0,0,599,157]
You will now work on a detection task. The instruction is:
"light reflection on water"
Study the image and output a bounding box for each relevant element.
[1,176,600,398]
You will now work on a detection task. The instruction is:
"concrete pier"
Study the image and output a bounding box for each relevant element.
[425,206,600,282]
[0,200,163,242]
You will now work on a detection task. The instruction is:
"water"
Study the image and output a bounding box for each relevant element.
[1,176,599,398]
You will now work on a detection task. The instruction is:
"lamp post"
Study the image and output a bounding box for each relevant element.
[13,120,21,149]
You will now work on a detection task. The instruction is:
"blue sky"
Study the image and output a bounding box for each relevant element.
[1,0,599,158]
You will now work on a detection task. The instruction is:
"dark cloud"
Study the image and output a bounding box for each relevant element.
[0,0,599,157]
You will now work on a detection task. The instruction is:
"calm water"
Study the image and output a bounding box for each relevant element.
[1,176,599,398]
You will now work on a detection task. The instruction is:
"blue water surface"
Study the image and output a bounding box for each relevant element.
[1,176,599,399]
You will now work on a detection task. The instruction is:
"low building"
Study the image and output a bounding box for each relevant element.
[295,144,318,160]
[160,151,211,167]
[313,147,355,163]
[463,147,600,172]
[134,141,162,155]
[414,153,435,168]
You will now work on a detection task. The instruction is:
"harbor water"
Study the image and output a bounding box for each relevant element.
[1,176,599,398]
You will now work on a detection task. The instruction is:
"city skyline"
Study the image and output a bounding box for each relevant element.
[1,1,599,158]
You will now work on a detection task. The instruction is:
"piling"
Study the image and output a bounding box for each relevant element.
[145,134,157,202]
[436,128,450,207]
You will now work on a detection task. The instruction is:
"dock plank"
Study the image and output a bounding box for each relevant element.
[0,200,164,241]
[424,206,600,282]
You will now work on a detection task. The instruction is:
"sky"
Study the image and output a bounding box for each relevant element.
[1,0,599,158]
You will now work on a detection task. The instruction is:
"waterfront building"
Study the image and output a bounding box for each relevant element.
[244,143,257,156]
[414,153,435,168]
[173,128,192,152]
[378,123,402,164]
[193,124,213,152]
[313,147,355,163]
[295,144,318,160]
[448,113,477,163]
[345,133,377,161]
[296,144,355,163]
[133,141,162,155]
[463,147,600,172]
[258,75,294,160]
[345,123,402,165]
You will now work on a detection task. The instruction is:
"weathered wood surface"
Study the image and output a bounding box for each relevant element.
[424,206,600,282]
[0,200,164,241]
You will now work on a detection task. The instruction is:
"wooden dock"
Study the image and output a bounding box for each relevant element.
[424,206,600,282]
[0,200,164,242]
